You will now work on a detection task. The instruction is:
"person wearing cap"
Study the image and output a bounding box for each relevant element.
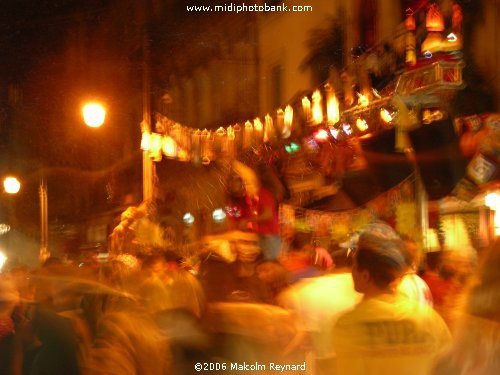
[332,230,451,375]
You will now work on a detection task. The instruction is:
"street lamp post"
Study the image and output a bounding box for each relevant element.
[38,103,107,262]
[39,179,49,261]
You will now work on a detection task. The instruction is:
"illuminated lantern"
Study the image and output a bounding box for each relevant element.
[283,105,293,138]
[302,96,311,122]
[405,13,417,66]
[264,114,275,142]
[380,108,393,123]
[422,4,444,54]
[162,136,177,158]
[311,90,323,125]
[426,4,444,32]
[149,133,163,161]
[313,129,329,142]
[253,118,264,142]
[357,92,369,107]
[243,121,253,149]
[405,13,416,31]
[141,132,151,151]
[325,83,340,125]
[225,125,236,157]
[356,118,368,131]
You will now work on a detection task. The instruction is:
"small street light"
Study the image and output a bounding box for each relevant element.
[82,102,106,128]
[3,176,21,194]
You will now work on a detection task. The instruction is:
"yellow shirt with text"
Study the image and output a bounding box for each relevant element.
[332,294,451,375]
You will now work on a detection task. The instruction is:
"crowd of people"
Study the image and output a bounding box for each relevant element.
[0,219,498,375]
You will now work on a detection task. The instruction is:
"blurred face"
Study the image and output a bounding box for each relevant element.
[229,176,245,198]
[235,240,260,263]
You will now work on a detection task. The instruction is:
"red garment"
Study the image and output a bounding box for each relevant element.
[421,271,453,307]
[252,188,280,235]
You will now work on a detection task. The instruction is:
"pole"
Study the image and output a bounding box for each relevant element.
[141,2,155,203]
[39,179,49,262]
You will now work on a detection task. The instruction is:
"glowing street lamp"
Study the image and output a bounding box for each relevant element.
[3,177,21,194]
[0,250,7,271]
[82,102,106,128]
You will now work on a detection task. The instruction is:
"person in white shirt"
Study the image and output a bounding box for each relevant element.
[332,228,451,375]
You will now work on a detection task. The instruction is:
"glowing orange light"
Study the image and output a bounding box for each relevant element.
[380,108,393,123]
[3,177,21,194]
[311,90,323,125]
[357,93,369,107]
[162,136,177,158]
[141,132,151,151]
[215,127,226,136]
[283,105,293,138]
[150,133,163,161]
[253,118,263,132]
[264,114,274,142]
[426,4,444,32]
[326,84,340,125]
[314,129,329,141]
[302,96,311,121]
[356,118,368,131]
[82,102,106,128]
[405,14,416,31]
[227,125,235,140]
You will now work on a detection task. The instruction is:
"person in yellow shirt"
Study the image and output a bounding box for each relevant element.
[332,230,451,375]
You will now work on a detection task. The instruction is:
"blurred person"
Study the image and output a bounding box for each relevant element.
[15,258,83,375]
[198,231,269,303]
[281,232,322,283]
[431,240,500,375]
[422,251,454,308]
[227,165,282,260]
[139,251,210,375]
[255,260,290,305]
[0,277,19,374]
[397,237,433,307]
[204,300,299,369]
[332,230,451,375]
[278,248,361,375]
[82,295,170,375]
[250,185,282,260]
[437,250,477,327]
